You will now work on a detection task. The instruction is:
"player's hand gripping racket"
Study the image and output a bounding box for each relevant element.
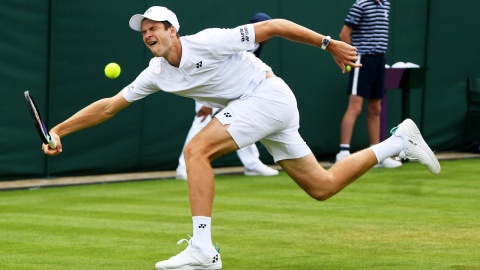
[24,90,57,149]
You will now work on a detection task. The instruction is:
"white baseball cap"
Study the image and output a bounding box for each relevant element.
[129,6,180,32]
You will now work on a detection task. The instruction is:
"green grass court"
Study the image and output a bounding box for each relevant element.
[1,159,479,269]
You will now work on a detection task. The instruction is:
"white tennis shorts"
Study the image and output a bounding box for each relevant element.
[215,77,311,163]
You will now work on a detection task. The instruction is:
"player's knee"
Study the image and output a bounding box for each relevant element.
[306,175,336,201]
[184,142,203,161]
[184,141,213,163]
[309,189,334,201]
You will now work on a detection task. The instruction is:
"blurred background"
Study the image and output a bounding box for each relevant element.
[1,0,478,180]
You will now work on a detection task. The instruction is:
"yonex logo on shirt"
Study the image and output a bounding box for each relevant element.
[224,112,232,118]
[196,61,203,68]
[239,27,249,42]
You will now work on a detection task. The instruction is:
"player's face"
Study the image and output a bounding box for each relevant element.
[141,19,174,57]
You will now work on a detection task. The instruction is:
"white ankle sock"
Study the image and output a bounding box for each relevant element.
[339,144,350,152]
[192,216,216,254]
[370,136,404,163]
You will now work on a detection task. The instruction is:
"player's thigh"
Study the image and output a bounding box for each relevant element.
[186,118,239,161]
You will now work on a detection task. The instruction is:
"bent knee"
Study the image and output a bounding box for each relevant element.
[304,175,336,201]
[184,140,221,163]
[184,142,206,160]
[308,190,335,201]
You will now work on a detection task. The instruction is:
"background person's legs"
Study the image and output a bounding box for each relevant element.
[236,144,279,176]
[337,95,363,161]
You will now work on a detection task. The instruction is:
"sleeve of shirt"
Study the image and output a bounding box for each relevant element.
[201,24,256,59]
[345,3,363,28]
[122,60,160,102]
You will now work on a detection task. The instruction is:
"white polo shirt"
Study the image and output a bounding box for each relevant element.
[123,24,272,109]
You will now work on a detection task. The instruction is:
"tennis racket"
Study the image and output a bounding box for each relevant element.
[24,90,57,149]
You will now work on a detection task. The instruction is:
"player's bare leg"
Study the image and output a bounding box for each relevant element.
[154,119,236,270]
[279,150,378,200]
[184,118,239,216]
[281,118,440,200]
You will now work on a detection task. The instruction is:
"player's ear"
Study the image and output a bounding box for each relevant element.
[170,26,178,38]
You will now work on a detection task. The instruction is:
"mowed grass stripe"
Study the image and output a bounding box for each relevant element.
[0,159,479,269]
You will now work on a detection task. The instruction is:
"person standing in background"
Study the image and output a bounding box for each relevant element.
[336,0,402,168]
[175,12,278,180]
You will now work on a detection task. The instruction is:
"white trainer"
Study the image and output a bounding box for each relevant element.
[374,157,403,168]
[175,168,187,181]
[244,164,279,176]
[392,118,441,175]
[335,150,350,163]
[155,239,222,270]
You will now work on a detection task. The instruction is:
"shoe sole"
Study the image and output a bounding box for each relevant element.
[156,266,221,270]
[374,163,402,169]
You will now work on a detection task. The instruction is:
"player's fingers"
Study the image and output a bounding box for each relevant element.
[54,142,63,154]
[42,144,53,155]
[336,61,346,73]
[42,143,61,156]
[49,133,62,153]
[350,62,362,68]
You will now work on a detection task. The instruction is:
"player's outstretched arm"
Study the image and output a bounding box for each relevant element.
[42,90,130,156]
[253,19,361,73]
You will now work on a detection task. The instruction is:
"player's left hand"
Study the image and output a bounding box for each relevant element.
[327,40,362,73]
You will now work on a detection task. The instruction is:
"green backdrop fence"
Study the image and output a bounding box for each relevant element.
[1,0,479,180]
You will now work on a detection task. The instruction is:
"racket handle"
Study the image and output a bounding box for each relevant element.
[48,137,57,149]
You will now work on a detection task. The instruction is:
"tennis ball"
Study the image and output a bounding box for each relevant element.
[346,65,352,72]
[104,62,121,79]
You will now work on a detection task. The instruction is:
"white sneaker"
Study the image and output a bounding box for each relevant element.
[335,150,350,162]
[175,168,187,181]
[155,239,222,270]
[374,157,403,168]
[392,118,441,175]
[244,164,279,176]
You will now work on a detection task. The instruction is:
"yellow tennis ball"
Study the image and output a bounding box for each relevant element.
[346,65,352,72]
[104,62,121,79]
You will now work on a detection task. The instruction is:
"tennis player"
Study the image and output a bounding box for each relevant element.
[42,6,440,270]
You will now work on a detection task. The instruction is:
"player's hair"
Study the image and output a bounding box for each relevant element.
[160,21,180,37]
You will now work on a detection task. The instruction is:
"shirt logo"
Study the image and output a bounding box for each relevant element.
[239,27,249,42]
[196,61,203,68]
